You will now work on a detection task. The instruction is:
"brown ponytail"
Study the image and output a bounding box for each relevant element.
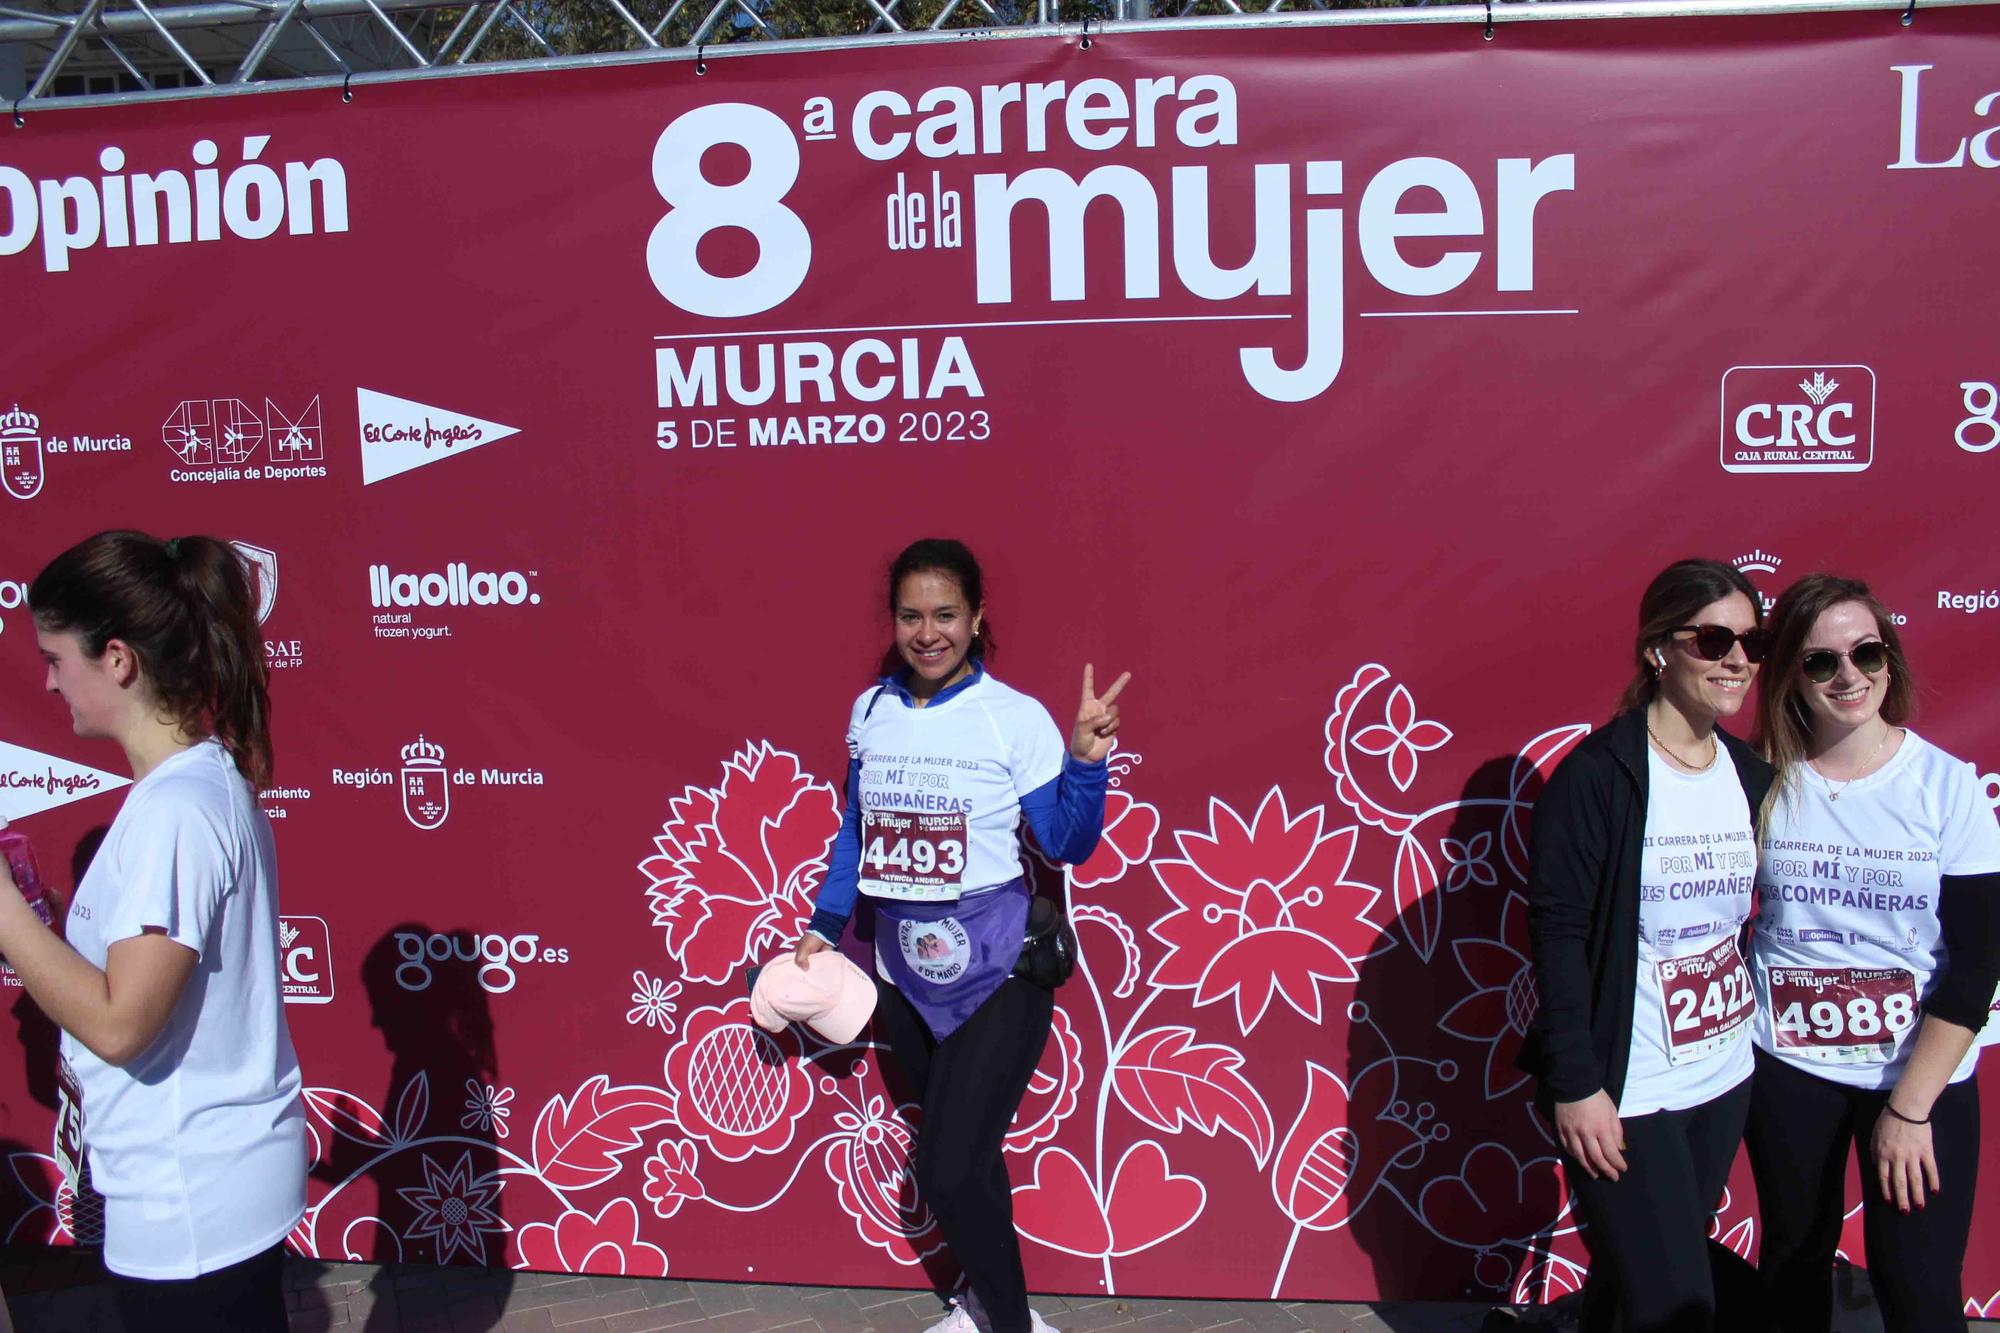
[29,531,273,787]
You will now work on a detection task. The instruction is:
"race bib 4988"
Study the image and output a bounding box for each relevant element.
[1769,966,1917,1065]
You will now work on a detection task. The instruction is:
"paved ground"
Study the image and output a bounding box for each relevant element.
[1,1250,1993,1332]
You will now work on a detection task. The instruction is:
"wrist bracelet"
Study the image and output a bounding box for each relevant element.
[1882,1101,1930,1126]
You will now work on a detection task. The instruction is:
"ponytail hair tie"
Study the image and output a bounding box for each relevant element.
[164,537,183,560]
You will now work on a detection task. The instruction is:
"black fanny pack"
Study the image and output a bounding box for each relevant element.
[1012,895,1077,990]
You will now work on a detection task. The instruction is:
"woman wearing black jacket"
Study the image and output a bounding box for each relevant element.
[1519,558,1776,1333]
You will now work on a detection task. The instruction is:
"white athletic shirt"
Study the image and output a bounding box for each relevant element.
[1620,747,1758,1118]
[847,672,1066,902]
[1752,730,2000,1089]
[60,739,306,1278]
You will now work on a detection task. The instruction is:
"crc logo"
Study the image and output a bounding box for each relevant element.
[1720,366,1875,474]
[392,930,570,995]
[401,735,449,830]
[2,404,43,501]
[1958,381,1997,454]
[279,916,334,1005]
[163,395,324,466]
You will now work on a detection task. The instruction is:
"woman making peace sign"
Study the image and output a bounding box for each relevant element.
[796,538,1128,1333]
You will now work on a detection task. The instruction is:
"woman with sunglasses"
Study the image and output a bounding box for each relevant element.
[1520,558,1774,1333]
[1745,574,2000,1333]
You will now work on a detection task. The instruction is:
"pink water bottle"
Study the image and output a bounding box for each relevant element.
[0,828,55,928]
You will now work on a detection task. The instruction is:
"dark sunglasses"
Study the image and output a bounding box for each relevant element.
[1670,624,1771,663]
[1801,640,1889,684]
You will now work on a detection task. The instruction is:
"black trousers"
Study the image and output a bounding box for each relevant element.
[1562,1077,1753,1333]
[1745,1048,1979,1333]
[108,1241,288,1332]
[874,975,1054,1333]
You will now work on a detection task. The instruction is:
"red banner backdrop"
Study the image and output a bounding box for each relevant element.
[4,9,1999,1310]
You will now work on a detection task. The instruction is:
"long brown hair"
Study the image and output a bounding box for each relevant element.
[1614,558,1765,715]
[1757,572,1913,800]
[30,531,273,787]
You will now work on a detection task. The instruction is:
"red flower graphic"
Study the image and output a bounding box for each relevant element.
[1272,1058,1432,1235]
[1417,1142,1567,1248]
[821,1090,941,1264]
[1011,1141,1207,1259]
[3,1153,78,1246]
[1349,684,1452,794]
[662,998,814,1162]
[396,1151,510,1266]
[1070,789,1161,889]
[1148,789,1392,1033]
[644,744,840,984]
[1006,1005,1084,1154]
[513,1199,667,1277]
[641,1139,706,1220]
[1437,891,1538,1100]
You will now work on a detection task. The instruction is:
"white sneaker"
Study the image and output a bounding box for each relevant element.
[922,1302,980,1333]
[1030,1312,1063,1333]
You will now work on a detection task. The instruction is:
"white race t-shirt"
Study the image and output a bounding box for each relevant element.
[1621,748,1758,1118]
[1752,730,2000,1088]
[847,671,1066,902]
[60,740,306,1278]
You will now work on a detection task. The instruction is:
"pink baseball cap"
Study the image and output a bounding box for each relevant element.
[750,951,876,1044]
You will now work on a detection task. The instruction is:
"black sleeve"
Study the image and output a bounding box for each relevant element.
[1524,752,1613,1103]
[1923,870,2000,1032]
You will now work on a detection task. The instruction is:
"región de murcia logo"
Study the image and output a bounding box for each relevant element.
[1,402,132,503]
[401,736,451,830]
[2,405,44,500]
[329,734,546,831]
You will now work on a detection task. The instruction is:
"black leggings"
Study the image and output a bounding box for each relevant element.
[1561,1078,1753,1333]
[1745,1049,1979,1333]
[108,1241,288,1332]
[874,974,1053,1333]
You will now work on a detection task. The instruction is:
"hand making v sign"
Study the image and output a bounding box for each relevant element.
[1070,664,1131,764]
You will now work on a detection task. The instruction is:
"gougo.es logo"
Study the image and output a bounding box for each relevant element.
[394,929,570,994]
[0,576,29,637]
[1957,380,1997,454]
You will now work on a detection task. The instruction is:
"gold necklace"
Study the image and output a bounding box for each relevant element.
[1647,721,1717,772]
[1812,728,1891,801]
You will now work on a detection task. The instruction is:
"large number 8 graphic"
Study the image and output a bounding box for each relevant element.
[647,102,811,317]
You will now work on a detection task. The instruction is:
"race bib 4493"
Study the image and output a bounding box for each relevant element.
[860,809,966,899]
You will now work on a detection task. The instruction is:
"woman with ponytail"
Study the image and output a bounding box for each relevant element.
[0,531,304,1331]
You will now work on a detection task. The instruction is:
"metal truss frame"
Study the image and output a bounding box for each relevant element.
[2,0,1987,111]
